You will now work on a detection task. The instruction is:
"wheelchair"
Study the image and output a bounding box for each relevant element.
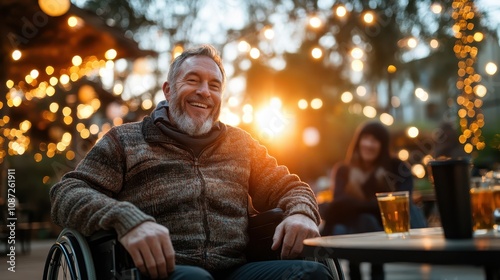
[43,208,345,279]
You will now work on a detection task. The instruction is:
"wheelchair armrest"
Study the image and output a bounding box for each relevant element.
[87,230,140,279]
[246,208,284,262]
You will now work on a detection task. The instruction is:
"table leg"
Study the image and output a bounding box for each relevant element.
[485,266,500,280]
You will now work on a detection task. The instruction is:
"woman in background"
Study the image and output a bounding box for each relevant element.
[322,121,426,280]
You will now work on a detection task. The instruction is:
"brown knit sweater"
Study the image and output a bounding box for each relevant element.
[50,114,320,272]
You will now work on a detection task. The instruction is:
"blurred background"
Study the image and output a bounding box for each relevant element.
[1,0,499,239]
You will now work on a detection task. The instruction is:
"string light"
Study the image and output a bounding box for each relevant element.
[453,0,486,153]
[1,50,119,162]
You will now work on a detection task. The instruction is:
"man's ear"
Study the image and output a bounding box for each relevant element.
[162,82,170,100]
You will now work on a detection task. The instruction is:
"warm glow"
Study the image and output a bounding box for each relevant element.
[398,149,409,161]
[49,102,59,113]
[473,32,484,42]
[411,164,426,179]
[485,62,497,76]
[173,45,184,58]
[49,77,58,86]
[362,106,377,118]
[309,15,322,29]
[475,84,487,97]
[341,91,353,103]
[242,113,253,124]
[220,108,241,127]
[351,60,364,72]
[113,83,124,95]
[407,126,419,138]
[77,104,94,119]
[34,153,43,162]
[407,37,418,48]
[310,98,323,109]
[80,129,90,139]
[250,48,261,59]
[72,55,82,66]
[61,132,72,144]
[60,74,70,84]
[62,107,72,116]
[12,50,22,61]
[431,3,442,14]
[335,6,347,17]
[387,65,397,74]
[311,47,323,59]
[46,66,54,75]
[25,75,33,84]
[30,69,39,79]
[351,47,364,59]
[238,41,251,52]
[46,86,55,96]
[263,27,275,40]
[303,127,320,147]
[430,39,439,49]
[20,120,31,132]
[391,96,401,108]
[66,151,75,160]
[422,155,433,166]
[105,49,117,60]
[227,96,240,107]
[464,143,473,153]
[356,86,367,97]
[415,88,429,101]
[254,103,289,140]
[67,16,79,27]
[298,99,308,110]
[38,0,70,17]
[142,99,153,110]
[89,124,100,135]
[379,113,394,126]
[363,12,375,24]
[270,97,282,109]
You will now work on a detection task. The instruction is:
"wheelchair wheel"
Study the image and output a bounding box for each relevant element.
[43,228,96,280]
[304,256,346,280]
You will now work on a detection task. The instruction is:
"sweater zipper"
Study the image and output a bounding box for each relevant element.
[171,139,226,267]
[194,156,210,267]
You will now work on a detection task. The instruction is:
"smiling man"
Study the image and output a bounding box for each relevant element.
[50,45,333,280]
[163,53,223,136]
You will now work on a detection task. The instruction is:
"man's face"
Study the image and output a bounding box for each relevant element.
[163,55,223,136]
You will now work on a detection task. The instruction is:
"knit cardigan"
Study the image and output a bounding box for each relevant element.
[50,115,320,272]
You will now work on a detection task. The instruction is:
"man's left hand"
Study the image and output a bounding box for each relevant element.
[271,214,320,259]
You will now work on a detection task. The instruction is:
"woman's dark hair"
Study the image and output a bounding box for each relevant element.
[345,121,391,169]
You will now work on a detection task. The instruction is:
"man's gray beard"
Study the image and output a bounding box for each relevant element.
[169,95,215,136]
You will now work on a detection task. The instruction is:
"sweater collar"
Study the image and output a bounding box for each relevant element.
[145,100,226,155]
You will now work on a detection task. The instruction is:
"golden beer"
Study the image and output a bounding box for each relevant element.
[493,186,500,231]
[376,192,410,237]
[493,186,500,209]
[470,187,495,230]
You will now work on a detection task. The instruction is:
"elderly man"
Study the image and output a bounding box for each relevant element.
[50,44,332,280]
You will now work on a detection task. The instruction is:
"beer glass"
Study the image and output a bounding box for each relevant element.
[376,191,410,238]
[470,177,495,232]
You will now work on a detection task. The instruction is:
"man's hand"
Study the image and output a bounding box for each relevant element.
[119,221,175,279]
[271,214,320,259]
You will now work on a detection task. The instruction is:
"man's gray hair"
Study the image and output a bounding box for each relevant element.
[167,44,226,90]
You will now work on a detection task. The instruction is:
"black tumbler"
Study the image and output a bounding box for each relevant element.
[429,158,473,239]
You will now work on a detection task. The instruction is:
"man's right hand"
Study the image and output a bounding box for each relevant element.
[119,221,175,279]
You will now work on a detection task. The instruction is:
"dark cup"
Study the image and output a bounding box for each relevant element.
[429,158,473,239]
